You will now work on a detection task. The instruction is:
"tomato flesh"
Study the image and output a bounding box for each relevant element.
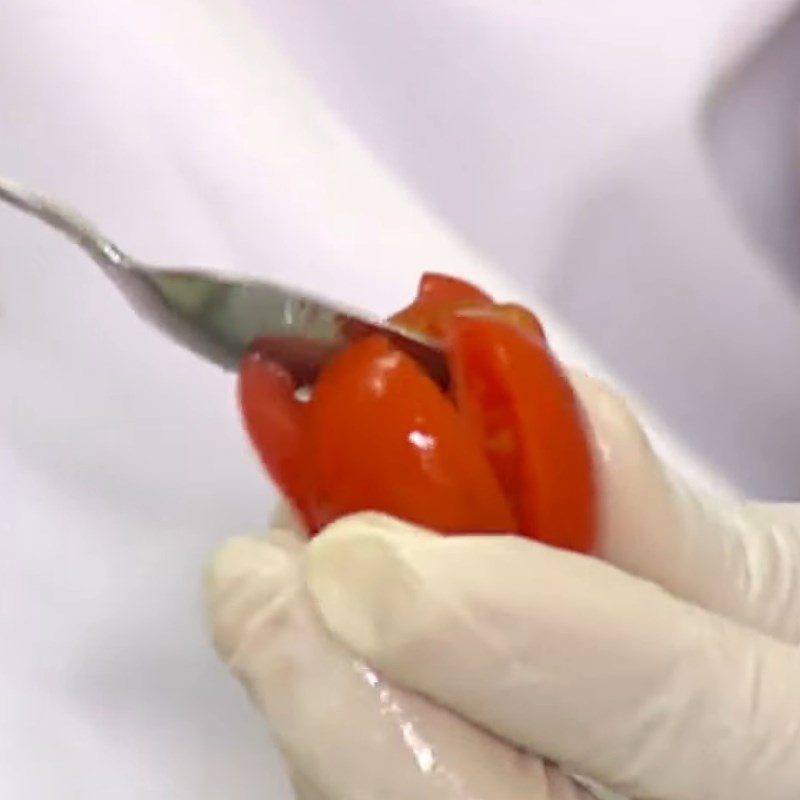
[449,313,596,553]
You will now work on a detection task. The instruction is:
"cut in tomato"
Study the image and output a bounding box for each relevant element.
[448,314,596,553]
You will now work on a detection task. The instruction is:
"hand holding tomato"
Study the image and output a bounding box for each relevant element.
[238,273,596,553]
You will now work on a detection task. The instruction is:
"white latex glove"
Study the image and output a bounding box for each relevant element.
[207,515,596,800]
[205,374,800,800]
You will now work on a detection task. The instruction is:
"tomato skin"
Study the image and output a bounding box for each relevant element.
[238,349,319,532]
[391,273,546,345]
[414,273,494,305]
[307,336,516,534]
[448,314,596,553]
[390,272,494,340]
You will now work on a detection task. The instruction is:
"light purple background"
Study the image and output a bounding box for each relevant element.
[0,1,797,796]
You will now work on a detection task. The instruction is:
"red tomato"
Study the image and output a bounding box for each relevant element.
[238,272,597,554]
[448,313,596,553]
[307,335,516,534]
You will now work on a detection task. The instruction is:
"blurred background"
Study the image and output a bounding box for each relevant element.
[236,0,800,499]
[2,0,799,497]
[2,1,800,797]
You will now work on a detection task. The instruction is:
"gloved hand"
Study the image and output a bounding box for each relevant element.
[205,373,800,800]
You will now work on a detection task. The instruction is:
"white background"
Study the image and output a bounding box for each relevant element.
[1,1,798,797]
